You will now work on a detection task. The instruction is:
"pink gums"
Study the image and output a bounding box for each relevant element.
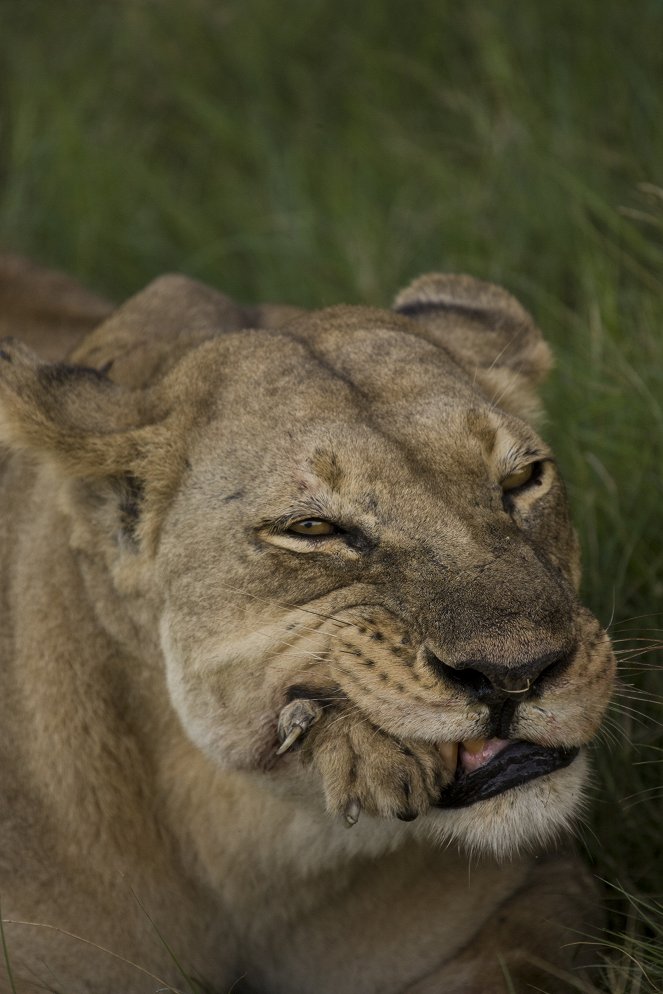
[459,738,511,774]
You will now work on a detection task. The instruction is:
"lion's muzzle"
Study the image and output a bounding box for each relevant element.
[425,644,575,738]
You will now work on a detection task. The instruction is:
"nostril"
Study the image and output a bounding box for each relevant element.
[531,650,573,691]
[424,651,493,697]
[424,646,575,699]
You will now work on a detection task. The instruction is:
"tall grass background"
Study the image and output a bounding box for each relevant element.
[1,1,662,990]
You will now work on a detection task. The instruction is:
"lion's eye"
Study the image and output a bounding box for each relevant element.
[287,519,337,537]
[501,464,535,492]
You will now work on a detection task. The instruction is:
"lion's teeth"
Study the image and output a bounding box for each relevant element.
[461,738,488,755]
[438,741,459,773]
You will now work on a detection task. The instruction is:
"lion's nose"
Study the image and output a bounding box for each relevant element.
[425,647,572,702]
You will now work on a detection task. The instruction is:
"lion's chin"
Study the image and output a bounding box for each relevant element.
[420,750,589,860]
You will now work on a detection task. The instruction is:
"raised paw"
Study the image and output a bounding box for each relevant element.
[301,709,455,825]
[276,697,324,755]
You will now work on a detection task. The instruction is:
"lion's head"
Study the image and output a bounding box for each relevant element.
[0,271,614,858]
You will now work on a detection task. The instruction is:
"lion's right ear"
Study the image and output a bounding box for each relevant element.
[393,274,553,423]
[0,338,147,476]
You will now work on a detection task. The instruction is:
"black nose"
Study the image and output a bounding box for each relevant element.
[425,647,572,703]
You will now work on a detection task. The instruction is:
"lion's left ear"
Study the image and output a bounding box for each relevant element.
[393,273,552,423]
[0,338,148,475]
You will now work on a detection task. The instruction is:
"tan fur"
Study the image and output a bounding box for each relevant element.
[0,259,614,994]
[0,254,112,359]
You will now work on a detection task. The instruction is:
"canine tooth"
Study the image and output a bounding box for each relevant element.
[462,738,488,755]
[275,725,304,756]
[438,741,459,772]
[344,800,361,827]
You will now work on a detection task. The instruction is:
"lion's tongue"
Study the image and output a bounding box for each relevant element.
[459,738,510,774]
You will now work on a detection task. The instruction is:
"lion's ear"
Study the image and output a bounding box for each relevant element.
[393,274,552,422]
[0,338,147,475]
[71,274,256,389]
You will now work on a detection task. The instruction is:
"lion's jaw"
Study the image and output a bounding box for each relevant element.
[420,753,590,859]
[159,593,605,859]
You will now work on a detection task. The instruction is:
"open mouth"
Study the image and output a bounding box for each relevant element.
[435,738,579,809]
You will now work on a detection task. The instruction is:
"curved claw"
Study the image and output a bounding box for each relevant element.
[344,799,361,827]
[276,724,305,756]
[276,697,323,757]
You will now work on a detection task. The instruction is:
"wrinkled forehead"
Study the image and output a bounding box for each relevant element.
[191,318,538,495]
[215,314,478,421]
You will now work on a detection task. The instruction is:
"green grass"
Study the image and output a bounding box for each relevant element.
[1,0,662,989]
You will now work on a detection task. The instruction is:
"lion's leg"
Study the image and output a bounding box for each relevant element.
[402,854,602,994]
[246,849,600,994]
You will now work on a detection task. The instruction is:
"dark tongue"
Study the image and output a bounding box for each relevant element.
[436,741,579,809]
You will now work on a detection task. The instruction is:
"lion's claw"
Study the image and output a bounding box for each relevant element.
[276,698,323,755]
[276,725,305,756]
[343,799,361,827]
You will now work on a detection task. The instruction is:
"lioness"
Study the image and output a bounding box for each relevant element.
[0,257,615,994]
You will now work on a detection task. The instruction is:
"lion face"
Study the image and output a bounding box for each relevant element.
[0,273,615,858]
[152,309,614,856]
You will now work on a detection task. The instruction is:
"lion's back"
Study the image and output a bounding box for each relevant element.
[0,254,113,361]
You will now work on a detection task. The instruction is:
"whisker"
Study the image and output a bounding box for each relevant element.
[632,754,663,766]
[618,639,663,648]
[321,701,369,734]
[248,616,359,645]
[608,612,663,628]
[595,723,626,749]
[604,589,617,633]
[621,785,663,800]
[611,684,663,699]
[274,649,330,663]
[211,581,365,632]
[609,702,663,728]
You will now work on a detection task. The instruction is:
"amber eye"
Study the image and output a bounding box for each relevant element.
[287,519,337,537]
[501,464,535,492]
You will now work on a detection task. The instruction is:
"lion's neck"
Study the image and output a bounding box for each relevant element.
[154,728,413,909]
